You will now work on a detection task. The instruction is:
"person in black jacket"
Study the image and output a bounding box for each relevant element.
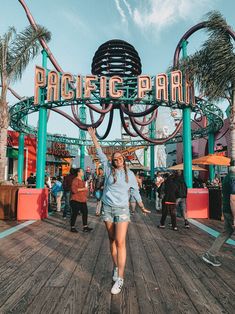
[158,173,179,230]
[175,170,189,228]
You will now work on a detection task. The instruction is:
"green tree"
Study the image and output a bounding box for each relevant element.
[179,11,235,164]
[0,25,51,181]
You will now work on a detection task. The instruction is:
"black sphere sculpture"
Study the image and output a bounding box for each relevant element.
[91,39,142,77]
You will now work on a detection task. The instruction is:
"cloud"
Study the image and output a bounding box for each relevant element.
[132,0,214,34]
[114,0,127,23]
[122,0,133,16]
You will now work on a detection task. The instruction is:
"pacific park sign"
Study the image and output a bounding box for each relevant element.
[34,66,195,107]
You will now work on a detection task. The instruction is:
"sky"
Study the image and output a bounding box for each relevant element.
[1,0,235,141]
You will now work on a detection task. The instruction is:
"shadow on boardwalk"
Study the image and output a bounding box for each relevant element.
[0,197,234,314]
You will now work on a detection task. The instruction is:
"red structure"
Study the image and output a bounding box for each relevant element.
[7,131,75,182]
[7,130,37,182]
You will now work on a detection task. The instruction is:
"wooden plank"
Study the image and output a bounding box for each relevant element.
[127,215,167,314]
[118,237,140,314]
[146,212,235,313]
[134,213,198,314]
[17,207,99,314]
[79,227,112,314]
[48,215,106,314]
[0,220,62,280]
[0,225,68,310]
[24,231,91,314]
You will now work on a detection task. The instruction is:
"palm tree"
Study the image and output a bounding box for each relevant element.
[178,11,235,164]
[0,25,51,181]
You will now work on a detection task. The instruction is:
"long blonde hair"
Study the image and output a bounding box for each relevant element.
[111,152,129,184]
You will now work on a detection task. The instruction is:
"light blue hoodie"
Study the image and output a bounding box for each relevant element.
[96,148,142,207]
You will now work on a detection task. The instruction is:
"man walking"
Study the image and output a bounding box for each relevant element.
[62,168,76,219]
[175,170,189,228]
[202,169,234,266]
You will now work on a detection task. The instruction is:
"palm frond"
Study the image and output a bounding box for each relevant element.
[0,27,16,80]
[8,24,51,82]
[176,11,235,103]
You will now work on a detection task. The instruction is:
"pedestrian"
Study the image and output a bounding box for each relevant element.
[175,170,189,228]
[62,168,76,219]
[155,172,164,211]
[94,168,105,216]
[51,176,63,212]
[27,172,36,188]
[70,168,93,233]
[88,127,150,295]
[229,167,235,227]
[158,172,179,231]
[202,169,234,266]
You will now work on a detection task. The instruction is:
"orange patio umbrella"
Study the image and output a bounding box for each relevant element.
[168,163,207,171]
[192,154,230,166]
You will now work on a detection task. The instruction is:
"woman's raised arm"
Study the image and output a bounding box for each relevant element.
[88,127,100,149]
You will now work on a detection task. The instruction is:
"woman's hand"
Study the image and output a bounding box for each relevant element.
[88,127,96,138]
[141,207,151,215]
[88,127,100,148]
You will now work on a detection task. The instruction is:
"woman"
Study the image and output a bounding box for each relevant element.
[88,127,150,295]
[51,176,63,212]
[94,168,105,216]
[70,168,93,233]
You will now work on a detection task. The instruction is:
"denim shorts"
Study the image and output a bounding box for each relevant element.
[101,203,130,223]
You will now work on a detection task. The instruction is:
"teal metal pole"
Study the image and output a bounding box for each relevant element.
[150,121,155,199]
[144,147,148,168]
[208,132,215,181]
[182,40,193,188]
[150,122,155,181]
[17,133,25,184]
[36,50,48,188]
[79,105,86,170]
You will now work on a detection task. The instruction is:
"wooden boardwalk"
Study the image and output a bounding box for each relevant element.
[0,198,234,314]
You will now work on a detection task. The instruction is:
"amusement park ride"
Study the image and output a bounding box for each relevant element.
[8,0,235,190]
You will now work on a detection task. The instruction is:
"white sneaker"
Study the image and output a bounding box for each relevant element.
[112,267,118,282]
[111,277,124,295]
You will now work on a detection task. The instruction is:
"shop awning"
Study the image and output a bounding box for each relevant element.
[6,147,18,159]
[46,155,70,164]
[168,163,207,171]
[192,154,230,166]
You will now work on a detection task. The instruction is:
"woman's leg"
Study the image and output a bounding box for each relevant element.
[115,221,129,278]
[160,202,168,226]
[79,203,88,227]
[169,204,177,229]
[104,221,117,267]
[70,200,79,228]
[96,200,102,215]
[56,192,63,211]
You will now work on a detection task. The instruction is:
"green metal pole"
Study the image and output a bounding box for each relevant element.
[150,121,155,199]
[79,105,86,170]
[17,133,25,184]
[208,132,215,181]
[144,147,148,168]
[36,50,48,188]
[182,40,193,188]
[150,147,155,181]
